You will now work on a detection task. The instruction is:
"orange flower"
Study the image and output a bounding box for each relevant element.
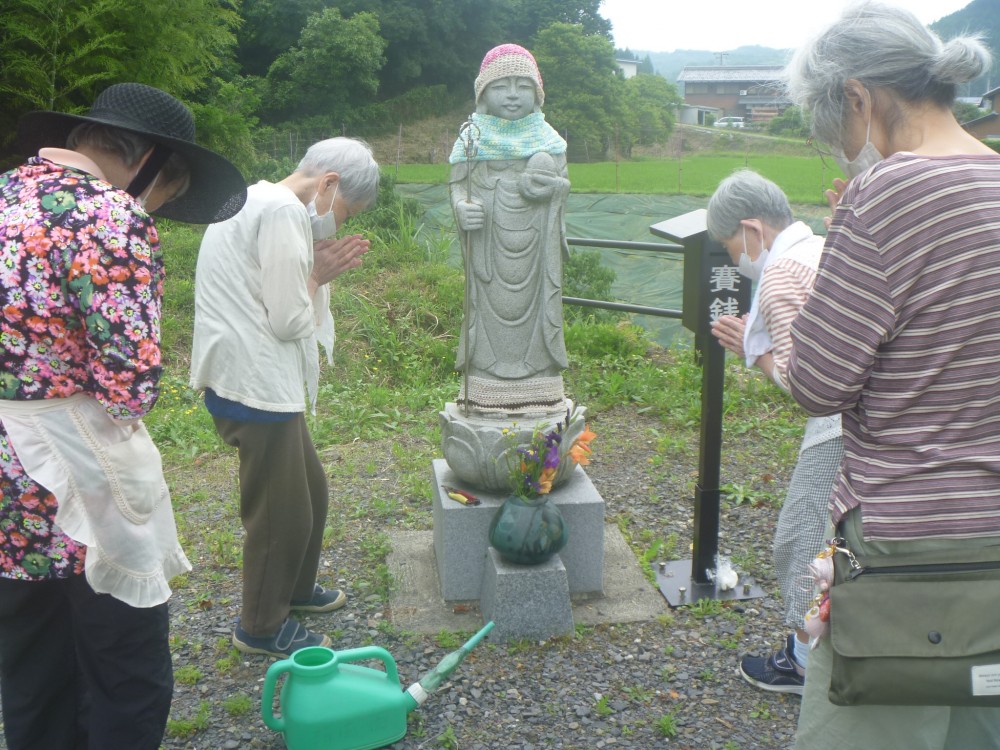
[569,427,596,466]
[538,466,556,495]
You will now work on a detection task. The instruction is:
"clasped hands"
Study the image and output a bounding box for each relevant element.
[710,313,748,358]
[310,233,370,290]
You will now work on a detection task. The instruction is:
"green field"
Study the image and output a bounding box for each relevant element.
[395,153,843,206]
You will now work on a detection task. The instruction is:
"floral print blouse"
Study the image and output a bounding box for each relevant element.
[0,157,163,580]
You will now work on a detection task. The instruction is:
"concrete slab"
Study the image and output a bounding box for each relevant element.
[387,524,668,634]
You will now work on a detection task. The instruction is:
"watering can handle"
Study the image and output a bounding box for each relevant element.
[261,658,291,732]
[333,645,401,685]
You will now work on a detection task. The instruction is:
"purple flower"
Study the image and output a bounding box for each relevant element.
[544,442,560,469]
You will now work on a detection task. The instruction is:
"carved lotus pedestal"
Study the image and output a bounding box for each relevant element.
[438,400,586,493]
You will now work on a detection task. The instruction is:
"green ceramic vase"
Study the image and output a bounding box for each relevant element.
[488,493,569,565]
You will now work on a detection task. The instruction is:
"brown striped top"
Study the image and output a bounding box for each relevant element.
[788,151,1000,540]
[758,257,817,391]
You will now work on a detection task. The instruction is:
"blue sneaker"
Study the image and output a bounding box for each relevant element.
[291,584,347,613]
[738,634,805,695]
[232,617,331,658]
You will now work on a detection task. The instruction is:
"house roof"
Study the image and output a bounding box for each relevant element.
[677,65,785,83]
[981,86,1000,105]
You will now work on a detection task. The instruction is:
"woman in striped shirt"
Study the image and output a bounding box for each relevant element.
[785,2,1000,747]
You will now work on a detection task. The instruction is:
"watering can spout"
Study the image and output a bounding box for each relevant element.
[404,621,495,710]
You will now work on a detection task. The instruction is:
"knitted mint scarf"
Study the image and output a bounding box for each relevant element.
[449,112,566,163]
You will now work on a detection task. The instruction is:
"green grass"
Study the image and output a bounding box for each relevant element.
[394,151,842,205]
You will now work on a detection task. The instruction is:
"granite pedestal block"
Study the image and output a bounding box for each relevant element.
[432,458,605,601]
[479,547,574,641]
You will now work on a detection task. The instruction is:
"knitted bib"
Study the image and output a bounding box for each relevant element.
[449,113,566,164]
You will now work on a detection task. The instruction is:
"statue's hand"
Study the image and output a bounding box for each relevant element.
[456,199,485,231]
[519,171,569,202]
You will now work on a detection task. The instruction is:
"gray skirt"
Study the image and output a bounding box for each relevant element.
[773,435,844,629]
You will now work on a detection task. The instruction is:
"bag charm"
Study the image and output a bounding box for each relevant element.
[803,538,858,642]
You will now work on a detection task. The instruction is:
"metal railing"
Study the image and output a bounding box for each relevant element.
[562,236,685,319]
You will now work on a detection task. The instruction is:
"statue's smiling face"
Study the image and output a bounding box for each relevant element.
[482,76,537,120]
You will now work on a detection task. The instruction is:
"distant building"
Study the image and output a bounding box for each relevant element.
[963,86,1000,140]
[676,103,721,126]
[616,59,638,80]
[677,65,790,124]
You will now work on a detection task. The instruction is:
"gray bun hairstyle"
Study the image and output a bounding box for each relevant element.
[784,1,992,151]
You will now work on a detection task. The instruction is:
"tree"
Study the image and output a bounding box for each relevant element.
[767,105,810,138]
[190,76,263,177]
[0,0,125,148]
[930,0,1000,98]
[0,0,241,156]
[617,74,681,158]
[103,0,240,97]
[332,0,502,99]
[953,101,987,125]
[532,23,621,162]
[500,0,611,45]
[235,0,328,77]
[262,8,386,124]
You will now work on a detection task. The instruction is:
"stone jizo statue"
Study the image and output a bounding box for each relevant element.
[440,43,583,493]
[449,43,571,414]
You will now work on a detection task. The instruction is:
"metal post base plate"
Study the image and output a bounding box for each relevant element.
[652,559,767,608]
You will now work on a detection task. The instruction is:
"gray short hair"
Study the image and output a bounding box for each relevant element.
[67,123,191,196]
[296,137,380,211]
[706,169,794,241]
[784,1,991,151]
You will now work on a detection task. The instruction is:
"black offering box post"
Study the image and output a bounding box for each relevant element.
[650,209,765,607]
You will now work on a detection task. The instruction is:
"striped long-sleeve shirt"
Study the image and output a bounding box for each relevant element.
[757,255,818,391]
[788,151,1000,540]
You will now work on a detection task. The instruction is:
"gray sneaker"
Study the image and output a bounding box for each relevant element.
[290,584,347,613]
[232,617,332,658]
[737,634,805,695]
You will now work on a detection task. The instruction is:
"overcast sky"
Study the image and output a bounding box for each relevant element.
[599,0,973,54]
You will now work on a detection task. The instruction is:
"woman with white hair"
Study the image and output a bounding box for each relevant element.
[190,137,379,659]
[785,2,1000,747]
[708,169,841,697]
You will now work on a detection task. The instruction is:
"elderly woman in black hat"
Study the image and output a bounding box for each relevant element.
[0,83,246,750]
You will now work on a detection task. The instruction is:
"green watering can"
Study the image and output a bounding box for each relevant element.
[262,621,494,750]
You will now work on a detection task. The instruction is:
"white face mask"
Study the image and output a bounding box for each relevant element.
[833,110,884,178]
[737,226,769,281]
[136,172,160,210]
[307,183,339,240]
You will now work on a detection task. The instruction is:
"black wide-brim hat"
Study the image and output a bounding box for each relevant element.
[17,82,247,224]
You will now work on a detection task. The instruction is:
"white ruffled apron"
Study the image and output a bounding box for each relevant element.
[0,394,191,607]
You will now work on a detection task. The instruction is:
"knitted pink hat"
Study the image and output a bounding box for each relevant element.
[474,44,544,107]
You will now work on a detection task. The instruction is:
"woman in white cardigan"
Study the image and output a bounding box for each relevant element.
[190,137,378,659]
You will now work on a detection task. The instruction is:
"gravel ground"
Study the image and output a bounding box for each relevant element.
[0,404,804,750]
